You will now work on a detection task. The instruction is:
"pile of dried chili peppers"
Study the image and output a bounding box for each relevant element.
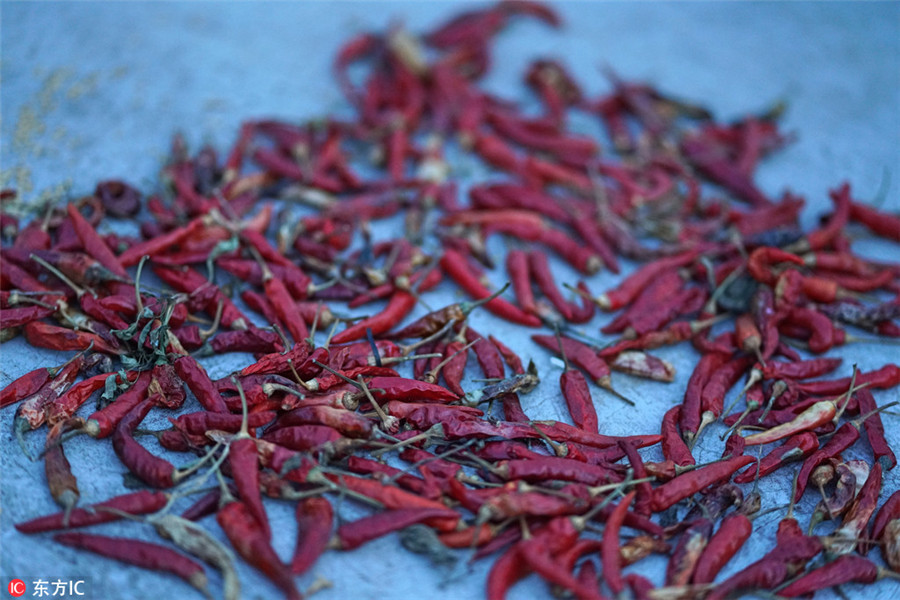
[2,2,899,599]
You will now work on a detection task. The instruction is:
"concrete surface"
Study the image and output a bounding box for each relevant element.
[2,2,899,599]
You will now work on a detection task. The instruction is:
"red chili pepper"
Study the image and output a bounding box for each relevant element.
[495,457,622,486]
[23,321,121,355]
[439,248,541,326]
[54,532,209,595]
[15,490,168,534]
[825,461,883,555]
[489,335,525,375]
[83,371,150,438]
[692,512,753,585]
[651,455,755,513]
[43,420,79,518]
[779,555,884,597]
[45,371,109,426]
[333,271,443,345]
[595,250,698,310]
[854,387,896,471]
[679,352,730,446]
[112,400,181,489]
[795,363,900,396]
[505,248,537,315]
[698,355,756,432]
[291,496,334,575]
[271,404,373,438]
[661,405,695,467]
[527,250,576,320]
[733,431,818,484]
[262,424,344,452]
[601,490,636,596]
[849,198,900,242]
[217,500,302,600]
[619,440,652,516]
[65,203,129,279]
[559,361,599,434]
[334,506,459,551]
[867,490,900,555]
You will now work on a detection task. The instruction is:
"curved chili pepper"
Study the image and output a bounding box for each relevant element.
[112,400,181,489]
[23,321,121,355]
[65,203,128,279]
[733,431,818,484]
[793,421,862,503]
[43,420,79,516]
[661,405,695,467]
[15,490,168,534]
[504,248,536,315]
[679,351,730,446]
[54,532,209,595]
[217,500,302,600]
[333,267,441,343]
[826,462,883,555]
[439,248,541,326]
[651,455,754,513]
[173,355,230,413]
[854,387,896,470]
[601,491,636,596]
[291,496,334,575]
[594,250,698,310]
[779,554,881,597]
[528,250,576,320]
[692,511,753,585]
[849,197,900,242]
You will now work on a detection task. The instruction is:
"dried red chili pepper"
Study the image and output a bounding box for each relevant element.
[15,490,168,534]
[291,496,334,575]
[601,490,636,596]
[852,387,896,470]
[679,351,730,446]
[54,532,210,595]
[217,499,302,600]
[43,420,79,519]
[439,248,542,326]
[691,498,759,584]
[866,490,900,556]
[651,455,754,513]
[733,431,818,484]
[778,555,893,597]
[172,354,230,413]
[661,405,695,467]
[825,462,883,555]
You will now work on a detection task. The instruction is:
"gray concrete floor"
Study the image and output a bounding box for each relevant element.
[2,2,899,599]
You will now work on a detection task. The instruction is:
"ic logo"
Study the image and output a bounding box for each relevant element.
[7,579,26,597]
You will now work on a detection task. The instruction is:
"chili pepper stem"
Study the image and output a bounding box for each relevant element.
[355,374,399,432]
[720,368,762,424]
[198,300,224,340]
[598,377,636,406]
[757,380,788,424]
[30,254,93,299]
[423,336,479,384]
[370,424,444,457]
[689,410,716,450]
